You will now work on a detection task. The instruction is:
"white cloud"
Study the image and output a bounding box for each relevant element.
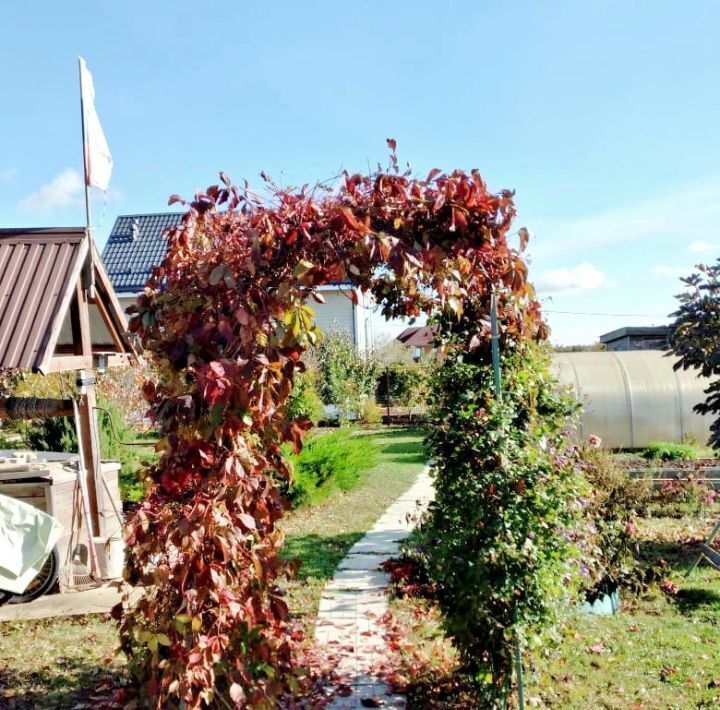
[689,239,718,254]
[530,178,720,257]
[535,262,609,293]
[19,168,83,212]
[0,168,17,183]
[652,265,689,278]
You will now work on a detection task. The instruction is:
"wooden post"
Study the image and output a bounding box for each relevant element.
[70,273,106,538]
[0,398,74,419]
[75,371,103,538]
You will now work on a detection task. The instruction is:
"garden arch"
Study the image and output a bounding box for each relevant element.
[120,151,554,707]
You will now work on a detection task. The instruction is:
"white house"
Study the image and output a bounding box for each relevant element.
[101,213,375,352]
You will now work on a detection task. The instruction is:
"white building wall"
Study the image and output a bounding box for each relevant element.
[116,286,376,352]
[311,287,355,341]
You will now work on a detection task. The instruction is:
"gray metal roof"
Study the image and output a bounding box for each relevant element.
[101,213,184,292]
[0,228,139,373]
[599,325,671,343]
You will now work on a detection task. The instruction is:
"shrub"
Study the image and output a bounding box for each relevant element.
[95,400,156,503]
[421,342,584,700]
[285,429,377,505]
[284,368,325,425]
[575,447,652,601]
[643,441,698,461]
[26,416,77,453]
[669,260,720,448]
[97,366,152,430]
[315,332,377,422]
[359,396,383,425]
[375,357,435,423]
[376,362,416,405]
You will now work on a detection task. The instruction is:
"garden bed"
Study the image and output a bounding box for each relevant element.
[620,458,720,471]
[616,449,720,490]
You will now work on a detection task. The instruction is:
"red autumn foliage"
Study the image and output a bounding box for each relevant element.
[119,150,543,707]
[381,557,436,599]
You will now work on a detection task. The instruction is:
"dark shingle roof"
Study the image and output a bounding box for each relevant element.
[102,213,184,292]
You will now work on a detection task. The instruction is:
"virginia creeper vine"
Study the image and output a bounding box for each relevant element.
[119,145,546,707]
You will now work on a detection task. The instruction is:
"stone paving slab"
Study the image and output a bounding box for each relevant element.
[317,591,387,618]
[346,532,402,556]
[317,465,434,709]
[328,690,406,709]
[337,553,388,571]
[0,582,122,622]
[325,569,390,592]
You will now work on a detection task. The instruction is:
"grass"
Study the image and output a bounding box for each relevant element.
[280,427,427,621]
[0,615,124,709]
[393,509,720,709]
[530,512,720,709]
[643,441,699,462]
[0,426,427,708]
[284,428,379,505]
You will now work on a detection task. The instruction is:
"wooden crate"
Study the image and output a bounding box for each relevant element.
[0,480,50,511]
[0,452,123,587]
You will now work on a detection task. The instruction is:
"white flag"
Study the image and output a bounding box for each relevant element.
[79,57,113,191]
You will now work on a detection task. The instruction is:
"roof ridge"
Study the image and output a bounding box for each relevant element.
[112,211,185,220]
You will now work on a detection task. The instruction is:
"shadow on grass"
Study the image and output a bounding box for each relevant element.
[637,540,693,572]
[282,532,362,581]
[381,441,427,465]
[675,586,720,613]
[385,453,428,465]
[0,667,123,710]
[363,427,427,441]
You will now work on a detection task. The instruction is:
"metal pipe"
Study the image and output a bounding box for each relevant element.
[490,291,502,401]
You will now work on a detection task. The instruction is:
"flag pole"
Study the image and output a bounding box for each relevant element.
[76,58,102,565]
[77,57,95,299]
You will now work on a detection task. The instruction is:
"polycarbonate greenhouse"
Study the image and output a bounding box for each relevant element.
[552,350,712,449]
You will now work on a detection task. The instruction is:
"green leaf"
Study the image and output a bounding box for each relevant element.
[293,260,314,280]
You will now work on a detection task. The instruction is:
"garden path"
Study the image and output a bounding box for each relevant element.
[315,465,434,709]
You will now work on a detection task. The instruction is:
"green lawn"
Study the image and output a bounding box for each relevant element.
[0,427,427,709]
[0,615,121,709]
[281,427,427,621]
[531,513,720,709]
[394,510,720,709]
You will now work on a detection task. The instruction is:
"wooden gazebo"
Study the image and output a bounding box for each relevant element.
[0,227,139,540]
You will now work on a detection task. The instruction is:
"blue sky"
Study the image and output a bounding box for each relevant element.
[2,1,719,344]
